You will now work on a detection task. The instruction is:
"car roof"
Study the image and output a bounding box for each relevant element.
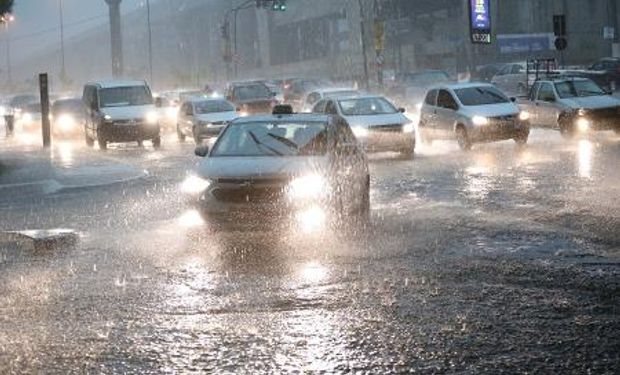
[86,80,147,89]
[311,88,357,95]
[430,82,496,90]
[328,94,386,101]
[232,113,331,124]
[185,97,230,103]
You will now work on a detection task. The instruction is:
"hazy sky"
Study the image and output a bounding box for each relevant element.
[7,0,151,62]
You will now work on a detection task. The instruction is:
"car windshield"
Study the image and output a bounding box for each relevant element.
[234,84,272,100]
[194,100,235,114]
[455,86,510,106]
[338,97,397,116]
[52,99,84,114]
[555,80,606,98]
[324,90,358,98]
[99,86,152,108]
[211,121,328,157]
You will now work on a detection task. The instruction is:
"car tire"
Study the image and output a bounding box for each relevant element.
[456,126,472,151]
[400,138,416,159]
[177,125,186,142]
[152,136,162,149]
[85,132,94,147]
[192,126,201,145]
[97,136,107,151]
[514,132,529,146]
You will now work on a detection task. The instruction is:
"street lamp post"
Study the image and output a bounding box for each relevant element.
[146,0,153,86]
[104,0,124,78]
[59,0,67,83]
[2,14,14,88]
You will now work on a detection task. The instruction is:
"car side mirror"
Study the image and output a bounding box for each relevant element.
[194,145,209,157]
[398,107,406,113]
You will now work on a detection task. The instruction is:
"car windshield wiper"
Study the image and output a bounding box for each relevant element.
[267,133,299,150]
[248,131,283,156]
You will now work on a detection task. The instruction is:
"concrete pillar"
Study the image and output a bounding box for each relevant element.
[105,0,123,77]
[256,8,271,68]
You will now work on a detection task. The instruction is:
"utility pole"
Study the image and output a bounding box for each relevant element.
[104,0,124,77]
[59,0,67,84]
[2,14,14,88]
[146,0,153,85]
[358,0,370,90]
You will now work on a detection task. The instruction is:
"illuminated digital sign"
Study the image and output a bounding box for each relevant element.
[469,0,491,44]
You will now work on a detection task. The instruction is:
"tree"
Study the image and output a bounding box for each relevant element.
[0,0,14,18]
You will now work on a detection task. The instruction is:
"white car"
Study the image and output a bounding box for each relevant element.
[312,95,415,157]
[491,62,528,96]
[184,108,369,231]
[177,98,238,144]
[82,80,160,150]
[302,88,359,113]
[418,83,530,150]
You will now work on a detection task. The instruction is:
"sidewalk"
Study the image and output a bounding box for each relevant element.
[0,138,148,199]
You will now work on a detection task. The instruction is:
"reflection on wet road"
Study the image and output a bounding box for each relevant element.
[1,129,619,373]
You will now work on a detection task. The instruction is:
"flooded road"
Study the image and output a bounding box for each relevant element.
[1,130,619,373]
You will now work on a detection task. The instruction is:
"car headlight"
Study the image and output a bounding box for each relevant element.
[166,107,178,120]
[578,108,587,116]
[104,114,112,121]
[351,126,369,138]
[403,123,415,133]
[287,174,327,200]
[57,114,75,131]
[576,117,590,132]
[239,111,249,117]
[518,111,530,121]
[472,116,489,126]
[180,175,211,194]
[21,113,33,123]
[146,111,159,125]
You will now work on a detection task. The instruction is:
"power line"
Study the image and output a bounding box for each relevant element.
[11,14,107,42]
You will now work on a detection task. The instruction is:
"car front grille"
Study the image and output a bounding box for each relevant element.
[112,119,144,126]
[370,124,403,132]
[212,177,290,203]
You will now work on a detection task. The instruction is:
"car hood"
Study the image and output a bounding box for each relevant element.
[559,95,620,109]
[196,111,237,123]
[100,105,155,120]
[344,113,409,128]
[236,98,272,106]
[197,156,329,180]
[461,102,520,118]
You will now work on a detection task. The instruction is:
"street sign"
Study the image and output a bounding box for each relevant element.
[469,0,492,44]
[373,21,385,52]
[603,26,615,40]
[554,37,568,51]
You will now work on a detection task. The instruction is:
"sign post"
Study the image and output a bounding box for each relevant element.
[469,0,491,44]
[39,73,51,148]
[373,20,385,86]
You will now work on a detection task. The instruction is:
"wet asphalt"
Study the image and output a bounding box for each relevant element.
[0,129,619,374]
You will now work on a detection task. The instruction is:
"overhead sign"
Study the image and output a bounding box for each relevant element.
[469,0,491,44]
[497,33,555,54]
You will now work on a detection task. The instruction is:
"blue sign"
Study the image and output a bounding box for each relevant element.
[497,34,554,54]
[469,0,491,44]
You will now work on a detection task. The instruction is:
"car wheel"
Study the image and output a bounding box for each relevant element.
[514,131,529,146]
[400,138,416,159]
[456,126,472,151]
[177,124,186,142]
[192,126,201,145]
[152,136,162,149]
[85,132,94,147]
[97,136,107,151]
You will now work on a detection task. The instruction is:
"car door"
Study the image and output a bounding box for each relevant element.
[534,83,560,128]
[435,89,459,139]
[419,89,438,138]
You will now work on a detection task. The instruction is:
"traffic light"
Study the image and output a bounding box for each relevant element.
[256,0,287,11]
[272,0,287,11]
